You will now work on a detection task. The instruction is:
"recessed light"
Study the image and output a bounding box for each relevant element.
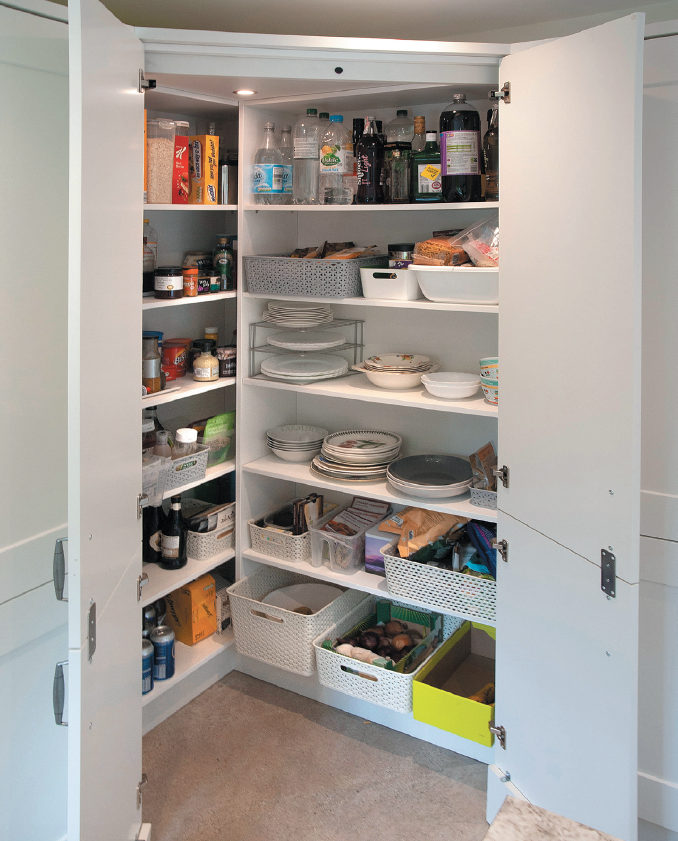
[234,89,257,96]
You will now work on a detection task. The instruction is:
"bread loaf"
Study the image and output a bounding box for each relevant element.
[413,237,468,266]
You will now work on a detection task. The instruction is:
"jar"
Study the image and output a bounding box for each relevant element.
[142,416,156,453]
[154,266,183,300]
[216,345,237,378]
[205,326,218,343]
[388,242,415,269]
[189,339,216,371]
[172,427,198,460]
[193,343,219,382]
[182,267,198,297]
[183,251,212,295]
[162,339,189,375]
[146,119,176,204]
[208,271,221,294]
[143,330,163,352]
[142,336,162,394]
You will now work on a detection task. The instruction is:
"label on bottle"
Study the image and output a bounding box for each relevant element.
[149,530,161,552]
[319,144,348,174]
[294,137,319,160]
[282,165,293,194]
[194,366,217,378]
[418,164,442,193]
[161,534,180,559]
[154,276,180,291]
[440,130,480,176]
[253,164,283,194]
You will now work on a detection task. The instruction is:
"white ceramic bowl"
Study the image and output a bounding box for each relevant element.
[410,265,499,305]
[420,372,481,399]
[269,446,321,463]
[266,424,328,444]
[352,362,439,390]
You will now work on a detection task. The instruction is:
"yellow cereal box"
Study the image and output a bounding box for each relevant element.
[188,135,219,204]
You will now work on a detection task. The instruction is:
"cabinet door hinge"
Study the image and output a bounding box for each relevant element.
[53,536,68,602]
[492,465,510,488]
[137,573,149,602]
[489,82,510,103]
[138,70,156,93]
[601,549,616,597]
[137,493,150,520]
[491,538,508,563]
[88,602,96,662]
[489,721,506,749]
[53,661,68,726]
[136,774,148,809]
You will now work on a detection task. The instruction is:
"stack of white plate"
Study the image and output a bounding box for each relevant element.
[386,454,473,499]
[311,430,402,482]
[363,353,431,373]
[263,302,333,328]
[260,354,348,383]
[267,424,328,463]
[266,330,346,352]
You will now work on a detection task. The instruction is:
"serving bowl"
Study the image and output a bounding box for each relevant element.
[409,265,499,305]
[420,372,481,399]
[352,362,439,390]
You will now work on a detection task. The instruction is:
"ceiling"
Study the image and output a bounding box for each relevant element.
[54,0,678,42]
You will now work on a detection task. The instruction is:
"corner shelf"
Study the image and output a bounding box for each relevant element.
[142,376,235,407]
[144,204,238,211]
[143,291,237,310]
[142,547,236,607]
[242,292,498,314]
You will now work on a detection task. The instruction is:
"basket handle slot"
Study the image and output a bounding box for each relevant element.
[370,272,398,280]
[340,664,378,682]
[250,609,284,624]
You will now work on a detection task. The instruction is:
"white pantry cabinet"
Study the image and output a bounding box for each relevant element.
[63,1,646,839]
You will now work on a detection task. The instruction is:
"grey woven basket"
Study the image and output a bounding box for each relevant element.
[244,254,388,298]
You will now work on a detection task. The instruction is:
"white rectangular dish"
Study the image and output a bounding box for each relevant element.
[411,266,499,305]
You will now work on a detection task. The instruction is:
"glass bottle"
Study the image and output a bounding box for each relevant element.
[383,142,412,204]
[279,125,294,204]
[143,218,158,295]
[142,416,156,454]
[292,109,320,205]
[319,115,352,205]
[143,503,163,564]
[385,109,414,143]
[439,93,482,203]
[356,116,383,204]
[411,117,426,153]
[252,122,283,205]
[213,236,234,291]
[142,335,162,395]
[483,106,499,202]
[411,131,444,203]
[172,428,198,460]
[160,495,187,570]
[192,343,219,382]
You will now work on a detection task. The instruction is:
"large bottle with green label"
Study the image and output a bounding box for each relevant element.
[439,93,482,202]
[411,131,443,203]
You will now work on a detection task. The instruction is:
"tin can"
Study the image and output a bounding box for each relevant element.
[216,345,237,378]
[142,604,156,639]
[182,267,198,297]
[142,638,154,695]
[150,625,175,680]
[162,339,189,375]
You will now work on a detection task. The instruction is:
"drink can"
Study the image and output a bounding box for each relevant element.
[142,604,156,638]
[142,638,154,695]
[151,625,175,680]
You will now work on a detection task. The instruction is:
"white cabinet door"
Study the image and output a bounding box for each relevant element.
[492,15,643,840]
[67,0,144,838]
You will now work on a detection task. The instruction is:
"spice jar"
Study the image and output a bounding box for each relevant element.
[216,345,237,378]
[192,341,219,382]
[388,243,415,268]
[162,339,189,377]
[154,266,183,300]
[182,267,198,297]
[142,336,162,394]
[183,251,212,295]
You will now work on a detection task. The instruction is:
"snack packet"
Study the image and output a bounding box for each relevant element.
[469,442,498,491]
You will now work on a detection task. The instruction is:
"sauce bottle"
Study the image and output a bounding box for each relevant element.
[142,336,162,394]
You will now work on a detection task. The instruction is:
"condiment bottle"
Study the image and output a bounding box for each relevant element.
[172,428,198,460]
[205,326,218,343]
[193,343,219,382]
[142,335,162,394]
[142,416,156,453]
[153,430,171,458]
[160,495,187,570]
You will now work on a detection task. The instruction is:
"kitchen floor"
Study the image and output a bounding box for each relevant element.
[142,671,488,841]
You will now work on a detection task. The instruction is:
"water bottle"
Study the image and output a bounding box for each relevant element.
[292,108,320,205]
[319,115,352,205]
[356,116,383,204]
[279,125,294,205]
[252,122,283,205]
[385,109,414,143]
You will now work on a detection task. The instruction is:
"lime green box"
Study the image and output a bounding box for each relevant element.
[413,621,496,746]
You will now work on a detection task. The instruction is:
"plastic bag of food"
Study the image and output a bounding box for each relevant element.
[469,441,498,491]
[449,214,499,267]
[412,237,469,266]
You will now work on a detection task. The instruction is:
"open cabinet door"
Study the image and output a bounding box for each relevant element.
[67,0,144,838]
[492,14,643,841]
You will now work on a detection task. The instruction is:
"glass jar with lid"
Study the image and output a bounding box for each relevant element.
[192,340,219,382]
[146,119,176,204]
[172,428,198,460]
[154,266,183,300]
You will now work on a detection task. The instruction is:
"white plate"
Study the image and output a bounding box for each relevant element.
[261,354,348,377]
[266,330,346,351]
[261,583,342,613]
[324,429,402,451]
[268,302,332,311]
[386,475,472,499]
[310,463,387,483]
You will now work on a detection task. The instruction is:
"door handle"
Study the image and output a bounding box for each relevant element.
[53,661,68,726]
[53,537,68,602]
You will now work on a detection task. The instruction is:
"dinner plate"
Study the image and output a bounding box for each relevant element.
[310,463,387,483]
[261,354,348,377]
[323,429,402,451]
[268,302,332,311]
[387,454,473,486]
[266,330,346,351]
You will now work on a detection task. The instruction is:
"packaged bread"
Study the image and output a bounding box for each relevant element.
[325,245,379,260]
[413,236,469,266]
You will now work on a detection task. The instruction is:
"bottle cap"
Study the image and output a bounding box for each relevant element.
[453,93,467,102]
[396,109,408,116]
[142,418,154,433]
[176,428,198,444]
[263,122,275,129]
[306,108,318,115]
[414,117,425,130]
[281,125,291,131]
[425,131,437,140]
[329,115,343,122]
[319,112,330,119]
[156,430,168,442]
[205,326,218,334]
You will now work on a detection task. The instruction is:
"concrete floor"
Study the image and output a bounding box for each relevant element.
[142,671,489,841]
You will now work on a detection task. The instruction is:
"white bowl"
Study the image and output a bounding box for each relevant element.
[421,372,481,399]
[269,446,321,462]
[266,424,328,444]
[411,265,499,305]
[352,362,439,390]
[386,474,472,499]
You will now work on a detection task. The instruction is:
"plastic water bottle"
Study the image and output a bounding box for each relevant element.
[279,125,294,205]
[252,122,283,205]
[319,115,353,205]
[385,109,414,143]
[292,108,320,205]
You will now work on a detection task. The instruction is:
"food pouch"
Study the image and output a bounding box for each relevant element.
[469,441,498,491]
[398,509,467,558]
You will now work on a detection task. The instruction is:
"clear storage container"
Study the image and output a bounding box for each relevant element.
[147,119,176,204]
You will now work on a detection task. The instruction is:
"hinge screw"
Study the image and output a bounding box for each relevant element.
[609,490,614,495]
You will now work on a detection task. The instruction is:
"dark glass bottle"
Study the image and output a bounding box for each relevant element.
[411,131,443,203]
[160,496,187,570]
[439,93,482,203]
[143,504,163,564]
[483,107,499,202]
[356,116,383,204]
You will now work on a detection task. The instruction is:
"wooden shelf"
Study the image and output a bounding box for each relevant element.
[142,547,235,607]
[142,291,236,310]
[242,455,498,522]
[142,376,235,407]
[162,459,236,499]
[144,204,238,211]
[242,292,498,313]
[242,202,498,212]
[244,375,498,417]
[141,630,235,706]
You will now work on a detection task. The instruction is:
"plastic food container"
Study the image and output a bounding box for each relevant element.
[360,267,422,301]
[146,119,176,204]
[420,372,481,399]
[309,505,392,575]
[411,266,499,304]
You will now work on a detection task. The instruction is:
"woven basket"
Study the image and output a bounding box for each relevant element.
[164,445,209,492]
[470,488,498,510]
[227,567,367,676]
[244,254,387,298]
[248,503,340,563]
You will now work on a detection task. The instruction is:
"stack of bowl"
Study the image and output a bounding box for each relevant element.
[420,372,481,400]
[352,353,439,390]
[479,356,498,405]
[386,454,474,499]
[267,424,328,462]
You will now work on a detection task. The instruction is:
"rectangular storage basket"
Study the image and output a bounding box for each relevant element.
[244,254,387,298]
[248,503,338,563]
[164,445,209,492]
[227,566,367,676]
[469,488,498,510]
[187,502,236,561]
[313,597,461,714]
[382,549,497,625]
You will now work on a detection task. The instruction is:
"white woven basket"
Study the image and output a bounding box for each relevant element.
[164,445,209,492]
[470,488,498,510]
[248,504,339,563]
[227,567,367,676]
[313,597,453,714]
[382,550,497,625]
[188,521,235,561]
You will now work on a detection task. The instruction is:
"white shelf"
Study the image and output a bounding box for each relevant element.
[142,376,235,407]
[144,204,238,211]
[242,455,498,522]
[242,202,498,212]
[162,458,236,499]
[142,291,236,310]
[142,547,235,607]
[141,629,235,706]
[244,375,498,417]
[242,292,498,313]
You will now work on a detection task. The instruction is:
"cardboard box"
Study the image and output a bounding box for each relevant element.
[188,135,219,204]
[212,571,232,634]
[166,574,217,645]
[172,133,189,203]
[364,528,397,576]
[413,621,496,745]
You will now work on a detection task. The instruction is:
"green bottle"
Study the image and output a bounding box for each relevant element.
[213,235,234,291]
[410,131,443,203]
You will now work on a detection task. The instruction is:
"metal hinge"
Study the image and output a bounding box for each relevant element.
[137,573,149,602]
[492,465,510,489]
[601,549,616,598]
[489,82,511,104]
[138,70,156,93]
[88,602,96,662]
[53,537,68,602]
[491,538,508,563]
[136,774,148,809]
[137,493,150,520]
[489,721,506,749]
[53,661,68,726]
